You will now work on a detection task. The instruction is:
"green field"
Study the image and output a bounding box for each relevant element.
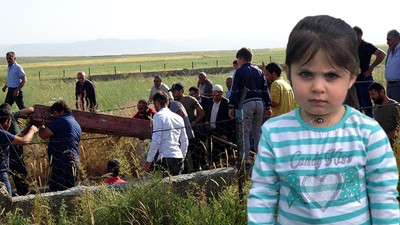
[0,49,286,80]
[0,45,389,113]
[0,48,285,113]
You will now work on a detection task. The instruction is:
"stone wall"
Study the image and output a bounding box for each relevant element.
[6,167,236,216]
[87,66,234,81]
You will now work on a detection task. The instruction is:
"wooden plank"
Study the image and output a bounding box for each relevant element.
[30,104,152,139]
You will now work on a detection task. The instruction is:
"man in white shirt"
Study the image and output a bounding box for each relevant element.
[144,91,188,176]
[205,85,235,165]
[197,72,213,97]
[148,75,173,103]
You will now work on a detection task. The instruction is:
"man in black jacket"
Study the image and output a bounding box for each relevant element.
[75,71,97,112]
[205,84,235,165]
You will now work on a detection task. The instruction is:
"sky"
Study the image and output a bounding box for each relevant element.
[1,0,399,52]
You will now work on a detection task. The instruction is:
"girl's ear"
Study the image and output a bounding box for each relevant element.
[348,74,357,89]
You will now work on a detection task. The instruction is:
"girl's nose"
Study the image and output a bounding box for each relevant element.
[311,78,326,93]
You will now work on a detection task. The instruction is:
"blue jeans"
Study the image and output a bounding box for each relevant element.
[243,100,264,162]
[0,171,12,196]
[354,79,373,117]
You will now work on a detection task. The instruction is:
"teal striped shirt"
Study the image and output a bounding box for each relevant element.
[248,106,399,225]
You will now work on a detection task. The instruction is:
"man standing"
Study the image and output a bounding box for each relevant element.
[148,75,173,103]
[230,60,239,90]
[144,91,188,176]
[385,29,400,103]
[197,72,213,97]
[205,85,232,137]
[170,83,205,129]
[353,26,386,117]
[368,82,400,144]
[225,77,233,99]
[264,62,296,117]
[189,86,210,106]
[75,71,97,112]
[229,47,272,166]
[205,85,234,165]
[231,60,239,79]
[2,52,26,110]
[170,83,206,172]
[39,100,81,192]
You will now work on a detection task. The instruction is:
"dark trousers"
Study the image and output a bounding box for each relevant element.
[354,79,373,117]
[49,164,78,192]
[184,138,207,173]
[155,157,183,176]
[208,129,234,166]
[5,88,25,110]
[9,145,29,195]
[387,81,400,104]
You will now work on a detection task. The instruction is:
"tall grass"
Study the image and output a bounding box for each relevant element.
[3,177,250,225]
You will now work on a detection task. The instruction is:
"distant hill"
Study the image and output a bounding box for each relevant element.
[0,37,270,57]
[0,39,183,57]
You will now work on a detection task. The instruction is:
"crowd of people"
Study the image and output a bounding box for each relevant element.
[1,17,400,224]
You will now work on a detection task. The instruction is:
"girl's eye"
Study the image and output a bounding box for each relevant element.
[326,73,339,79]
[299,71,313,79]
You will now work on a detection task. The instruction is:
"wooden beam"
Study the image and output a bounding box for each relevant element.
[30,105,152,139]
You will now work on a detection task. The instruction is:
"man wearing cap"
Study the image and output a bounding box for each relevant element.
[2,52,26,110]
[170,82,206,172]
[170,83,205,127]
[197,72,213,97]
[205,84,234,165]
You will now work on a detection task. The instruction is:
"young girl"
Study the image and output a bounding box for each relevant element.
[103,159,127,185]
[248,15,399,224]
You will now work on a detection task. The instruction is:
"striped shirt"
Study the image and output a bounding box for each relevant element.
[248,106,399,225]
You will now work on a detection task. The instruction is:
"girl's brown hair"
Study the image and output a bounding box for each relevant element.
[285,15,359,81]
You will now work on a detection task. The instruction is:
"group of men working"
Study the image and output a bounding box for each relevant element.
[138,47,297,175]
[0,52,85,196]
[1,26,399,192]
